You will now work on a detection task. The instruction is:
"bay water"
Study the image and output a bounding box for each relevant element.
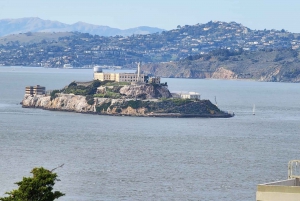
[0,67,299,201]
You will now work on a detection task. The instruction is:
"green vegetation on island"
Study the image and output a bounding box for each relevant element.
[57,80,126,100]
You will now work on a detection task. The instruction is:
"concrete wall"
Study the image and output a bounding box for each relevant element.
[263,179,297,186]
[257,191,300,201]
[256,179,300,201]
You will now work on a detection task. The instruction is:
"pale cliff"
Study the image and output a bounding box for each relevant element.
[119,84,171,99]
[21,94,233,118]
[211,67,237,79]
[141,49,300,83]
[22,94,95,113]
[21,94,143,115]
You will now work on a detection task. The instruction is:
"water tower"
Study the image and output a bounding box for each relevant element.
[94,66,102,73]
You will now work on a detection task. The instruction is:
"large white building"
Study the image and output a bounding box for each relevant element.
[94,63,145,83]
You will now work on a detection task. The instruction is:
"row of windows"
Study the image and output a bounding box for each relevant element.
[120,78,137,81]
[120,76,135,79]
[119,76,143,78]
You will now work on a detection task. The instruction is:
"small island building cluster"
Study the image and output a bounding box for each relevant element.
[25,63,200,100]
[93,63,200,99]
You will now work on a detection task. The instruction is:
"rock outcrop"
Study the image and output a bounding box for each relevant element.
[119,84,171,99]
[22,94,95,113]
[211,67,237,79]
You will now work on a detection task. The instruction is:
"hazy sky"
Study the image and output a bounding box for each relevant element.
[0,0,299,32]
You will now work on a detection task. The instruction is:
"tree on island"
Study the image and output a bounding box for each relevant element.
[0,166,65,201]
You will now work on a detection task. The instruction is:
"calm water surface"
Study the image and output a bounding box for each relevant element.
[0,67,299,201]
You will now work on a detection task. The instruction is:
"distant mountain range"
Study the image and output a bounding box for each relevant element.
[0,17,165,37]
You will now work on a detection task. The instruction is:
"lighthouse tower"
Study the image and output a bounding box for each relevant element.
[137,62,141,82]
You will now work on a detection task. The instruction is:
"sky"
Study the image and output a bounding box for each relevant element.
[0,0,300,32]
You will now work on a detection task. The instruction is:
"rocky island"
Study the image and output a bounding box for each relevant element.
[21,80,234,118]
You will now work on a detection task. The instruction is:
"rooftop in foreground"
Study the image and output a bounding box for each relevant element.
[256,160,300,201]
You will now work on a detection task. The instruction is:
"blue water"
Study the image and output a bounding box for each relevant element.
[0,67,299,201]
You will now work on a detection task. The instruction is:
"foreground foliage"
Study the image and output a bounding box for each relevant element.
[0,167,64,201]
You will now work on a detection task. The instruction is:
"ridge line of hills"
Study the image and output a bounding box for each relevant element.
[0,17,165,37]
[1,20,300,82]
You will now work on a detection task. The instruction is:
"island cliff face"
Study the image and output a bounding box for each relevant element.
[21,81,233,118]
[22,94,94,113]
[21,94,232,118]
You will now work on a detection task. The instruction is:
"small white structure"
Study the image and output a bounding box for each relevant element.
[256,160,300,201]
[180,92,200,99]
[94,66,102,73]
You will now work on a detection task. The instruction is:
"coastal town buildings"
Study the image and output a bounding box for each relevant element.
[0,21,299,68]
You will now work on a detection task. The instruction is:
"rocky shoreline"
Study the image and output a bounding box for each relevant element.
[21,94,234,118]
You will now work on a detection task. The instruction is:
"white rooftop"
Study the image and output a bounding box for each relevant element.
[171,91,200,95]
